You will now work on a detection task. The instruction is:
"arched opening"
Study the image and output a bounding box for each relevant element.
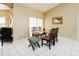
[0,3,13,56]
[0,3,13,27]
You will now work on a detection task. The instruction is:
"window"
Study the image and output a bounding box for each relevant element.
[29,17,43,36]
[0,17,5,27]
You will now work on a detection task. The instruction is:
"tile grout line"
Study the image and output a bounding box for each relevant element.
[23,40,42,56]
[14,40,37,56]
[69,40,74,56]
[54,45,63,56]
[54,39,66,56]
[12,43,22,56]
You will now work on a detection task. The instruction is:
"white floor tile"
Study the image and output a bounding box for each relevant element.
[0,37,79,56]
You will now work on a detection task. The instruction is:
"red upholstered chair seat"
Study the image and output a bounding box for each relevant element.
[43,35,50,40]
[43,35,54,41]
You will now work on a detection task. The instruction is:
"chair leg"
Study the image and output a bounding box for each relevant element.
[28,44,30,47]
[56,37,58,42]
[46,41,49,44]
[1,38,3,46]
[48,40,51,49]
[53,38,55,46]
[29,41,35,51]
[41,38,43,46]
[36,42,40,48]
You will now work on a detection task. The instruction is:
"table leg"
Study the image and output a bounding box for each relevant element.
[41,38,43,46]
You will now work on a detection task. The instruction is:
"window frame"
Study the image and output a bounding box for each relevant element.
[29,17,43,36]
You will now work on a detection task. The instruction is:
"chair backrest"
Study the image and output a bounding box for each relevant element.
[2,27,13,36]
[49,28,59,37]
[55,28,59,36]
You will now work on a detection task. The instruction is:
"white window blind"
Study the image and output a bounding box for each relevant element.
[29,17,43,36]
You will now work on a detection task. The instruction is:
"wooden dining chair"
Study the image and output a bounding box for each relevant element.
[41,28,59,49]
[28,36,41,51]
[50,28,59,42]
[41,34,55,49]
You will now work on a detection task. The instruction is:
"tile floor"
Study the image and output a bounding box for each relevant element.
[0,37,79,56]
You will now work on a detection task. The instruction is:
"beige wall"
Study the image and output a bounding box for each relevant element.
[13,4,44,39]
[13,3,79,40]
[45,3,79,39]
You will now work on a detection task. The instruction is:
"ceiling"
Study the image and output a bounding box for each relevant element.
[21,3,60,12]
[0,4,10,10]
[2,3,13,8]
[0,3,13,10]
